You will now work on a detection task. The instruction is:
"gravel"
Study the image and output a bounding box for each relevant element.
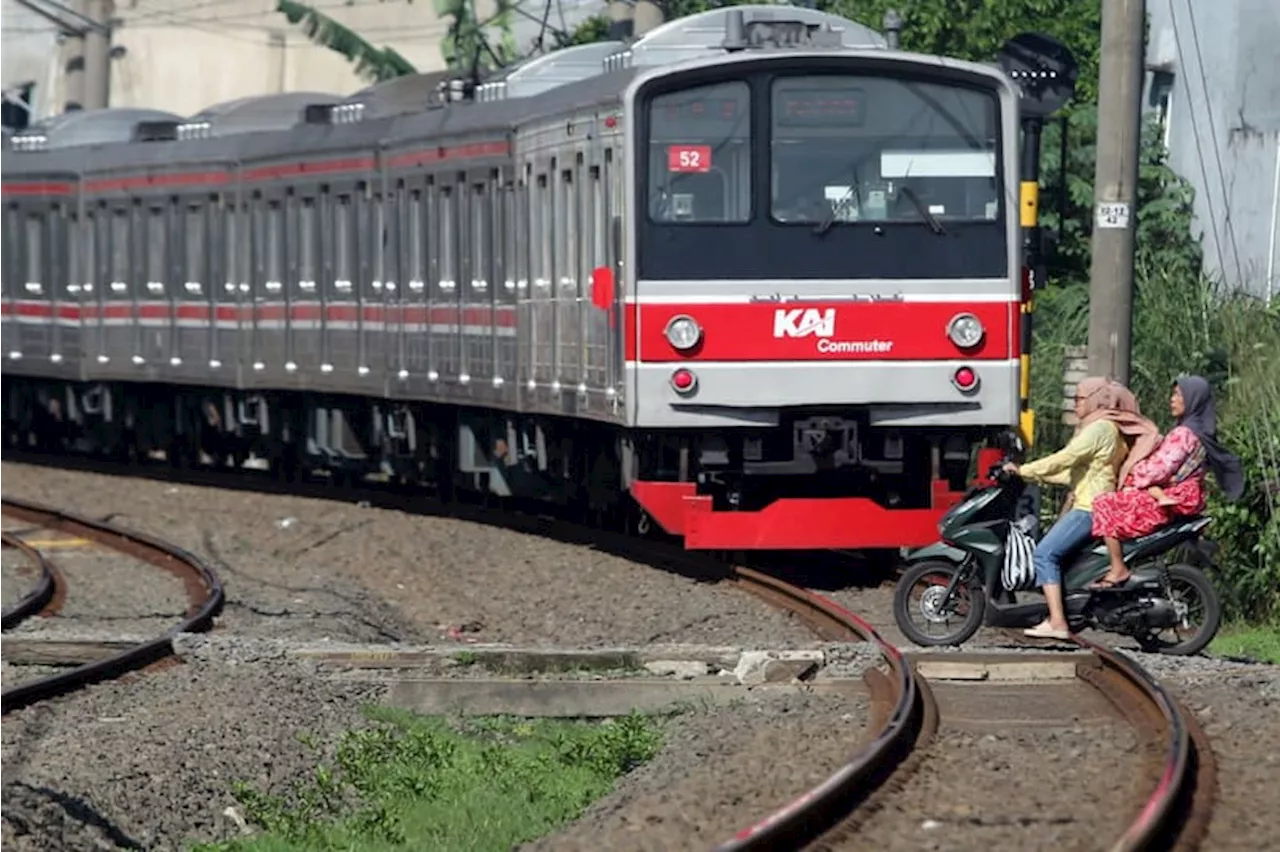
[1,461,817,648]
[2,550,38,609]
[841,721,1143,850]
[521,689,870,852]
[2,542,190,639]
[1,655,383,852]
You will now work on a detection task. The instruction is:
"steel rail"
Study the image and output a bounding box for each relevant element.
[0,531,59,629]
[1074,635,1215,852]
[713,567,934,851]
[0,496,224,714]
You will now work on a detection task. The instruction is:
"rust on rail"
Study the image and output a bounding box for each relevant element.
[0,496,224,714]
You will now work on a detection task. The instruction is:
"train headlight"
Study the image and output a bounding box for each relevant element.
[664,315,703,351]
[947,312,985,349]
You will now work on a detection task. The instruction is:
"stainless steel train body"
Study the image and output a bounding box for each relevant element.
[2,7,1027,550]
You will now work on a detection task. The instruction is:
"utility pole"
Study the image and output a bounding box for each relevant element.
[1086,0,1145,385]
[80,0,113,109]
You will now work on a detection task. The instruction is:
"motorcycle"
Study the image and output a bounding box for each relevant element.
[892,461,1222,655]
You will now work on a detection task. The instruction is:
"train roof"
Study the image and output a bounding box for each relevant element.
[0,6,952,182]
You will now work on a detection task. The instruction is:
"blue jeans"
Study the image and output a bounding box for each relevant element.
[1032,509,1094,586]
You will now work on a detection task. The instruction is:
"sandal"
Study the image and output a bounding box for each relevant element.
[1087,574,1132,591]
[1023,622,1073,641]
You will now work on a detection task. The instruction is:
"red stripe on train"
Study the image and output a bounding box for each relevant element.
[1,300,518,326]
[631,301,1014,362]
[2,142,513,197]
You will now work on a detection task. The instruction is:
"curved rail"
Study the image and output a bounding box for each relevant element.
[0,532,61,629]
[713,567,936,851]
[1074,635,1215,852]
[0,497,225,715]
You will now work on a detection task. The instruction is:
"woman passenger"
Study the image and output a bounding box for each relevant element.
[1002,378,1160,640]
[1088,375,1245,589]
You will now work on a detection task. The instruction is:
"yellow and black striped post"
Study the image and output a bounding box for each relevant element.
[1018,117,1045,450]
[999,32,1078,453]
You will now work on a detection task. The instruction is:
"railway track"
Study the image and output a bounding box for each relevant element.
[0,496,225,715]
[3,455,1216,850]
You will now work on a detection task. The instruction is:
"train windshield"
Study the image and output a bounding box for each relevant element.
[771,75,1000,226]
[647,80,752,223]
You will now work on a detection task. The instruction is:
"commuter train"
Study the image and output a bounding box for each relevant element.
[1,7,1073,551]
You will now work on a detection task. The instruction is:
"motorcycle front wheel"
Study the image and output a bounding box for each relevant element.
[893,559,987,647]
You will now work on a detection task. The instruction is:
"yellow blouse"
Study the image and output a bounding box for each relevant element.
[1018,419,1126,512]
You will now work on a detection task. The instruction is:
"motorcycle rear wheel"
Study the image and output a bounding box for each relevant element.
[893,560,986,647]
[1135,562,1222,656]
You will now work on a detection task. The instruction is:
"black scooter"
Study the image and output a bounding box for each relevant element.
[892,462,1222,655]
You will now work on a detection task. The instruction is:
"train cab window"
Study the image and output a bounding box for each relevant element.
[646,80,751,223]
[770,75,1000,225]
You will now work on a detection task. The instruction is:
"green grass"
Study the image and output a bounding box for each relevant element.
[1209,624,1280,664]
[189,706,663,852]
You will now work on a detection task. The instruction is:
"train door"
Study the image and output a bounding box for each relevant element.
[400,180,428,384]
[555,157,581,400]
[355,182,378,381]
[464,173,494,392]
[373,180,397,383]
[101,203,133,369]
[174,198,211,370]
[288,193,319,377]
[64,205,90,368]
[322,187,359,377]
[431,178,460,387]
[140,199,172,367]
[497,170,521,406]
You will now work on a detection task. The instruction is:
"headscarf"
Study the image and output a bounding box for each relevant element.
[1075,376,1162,484]
[1174,375,1245,501]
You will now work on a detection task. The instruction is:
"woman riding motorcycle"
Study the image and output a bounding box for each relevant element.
[1088,374,1245,589]
[1002,378,1160,640]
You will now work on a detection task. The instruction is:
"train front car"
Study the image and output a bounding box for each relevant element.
[623,24,1023,551]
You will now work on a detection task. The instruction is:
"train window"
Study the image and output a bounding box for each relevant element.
[82,211,97,295]
[438,186,456,293]
[24,213,45,294]
[110,209,129,295]
[533,173,549,289]
[560,168,578,293]
[471,182,488,293]
[406,190,424,292]
[646,80,751,223]
[266,201,284,294]
[298,199,317,293]
[184,206,205,299]
[770,75,1001,225]
[378,192,398,298]
[589,165,606,271]
[146,207,167,296]
[333,195,354,295]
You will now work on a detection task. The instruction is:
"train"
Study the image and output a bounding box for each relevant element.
[1,7,1076,552]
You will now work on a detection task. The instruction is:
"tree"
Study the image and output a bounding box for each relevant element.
[275,0,520,83]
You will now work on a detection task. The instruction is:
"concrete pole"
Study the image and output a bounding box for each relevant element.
[1086,0,1146,385]
[633,1,665,36]
[79,0,113,109]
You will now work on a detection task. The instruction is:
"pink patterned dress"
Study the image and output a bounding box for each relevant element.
[1091,425,1207,539]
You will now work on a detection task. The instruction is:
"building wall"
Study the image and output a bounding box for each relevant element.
[3,0,610,122]
[1,0,64,119]
[1147,0,1280,302]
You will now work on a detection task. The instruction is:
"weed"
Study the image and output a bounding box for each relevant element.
[188,708,663,851]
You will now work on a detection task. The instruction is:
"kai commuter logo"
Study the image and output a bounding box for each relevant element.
[773,308,835,339]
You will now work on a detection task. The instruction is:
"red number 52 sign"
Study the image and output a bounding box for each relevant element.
[667,145,712,173]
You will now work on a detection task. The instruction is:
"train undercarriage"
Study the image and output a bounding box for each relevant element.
[3,376,1006,551]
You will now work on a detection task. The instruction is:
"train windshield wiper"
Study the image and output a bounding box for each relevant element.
[812,183,859,237]
[898,186,947,235]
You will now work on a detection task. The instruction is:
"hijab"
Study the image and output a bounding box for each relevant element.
[1175,375,1245,501]
[1075,376,1162,484]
